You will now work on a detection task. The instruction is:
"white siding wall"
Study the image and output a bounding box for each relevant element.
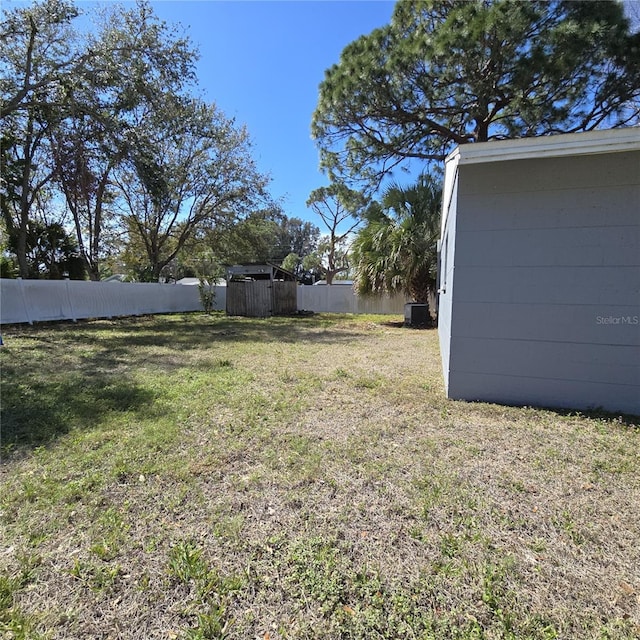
[437,157,460,395]
[443,149,640,415]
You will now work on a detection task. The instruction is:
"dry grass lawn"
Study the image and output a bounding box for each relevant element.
[1,313,639,639]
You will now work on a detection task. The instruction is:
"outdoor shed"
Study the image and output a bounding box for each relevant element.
[226,264,297,317]
[438,128,640,415]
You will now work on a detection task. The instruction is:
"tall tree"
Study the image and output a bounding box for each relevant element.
[0,0,79,277]
[1,0,200,279]
[0,0,83,120]
[352,174,442,320]
[50,115,117,280]
[312,0,640,186]
[116,97,267,280]
[306,183,366,284]
[206,209,287,266]
[7,219,84,280]
[0,0,195,121]
[49,0,198,280]
[281,217,320,258]
[201,208,319,267]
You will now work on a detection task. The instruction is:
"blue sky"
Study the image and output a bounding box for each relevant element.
[5,0,396,229]
[10,0,637,231]
[146,0,396,228]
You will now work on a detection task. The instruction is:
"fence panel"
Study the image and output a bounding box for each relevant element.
[226,280,272,317]
[0,279,211,325]
[297,285,405,314]
[1,280,403,325]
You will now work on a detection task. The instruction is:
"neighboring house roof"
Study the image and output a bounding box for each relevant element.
[226,263,297,281]
[177,277,226,286]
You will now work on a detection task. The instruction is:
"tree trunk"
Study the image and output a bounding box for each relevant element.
[15,217,29,278]
[15,117,35,278]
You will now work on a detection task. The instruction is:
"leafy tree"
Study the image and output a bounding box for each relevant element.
[281,217,320,258]
[85,0,196,117]
[1,120,61,278]
[312,0,640,186]
[115,96,268,281]
[352,174,441,320]
[6,218,84,279]
[200,208,285,266]
[281,252,301,274]
[275,217,321,281]
[0,0,82,120]
[1,0,201,279]
[50,115,118,280]
[301,252,325,284]
[0,218,17,278]
[0,254,17,279]
[0,0,79,276]
[306,183,366,284]
[204,208,319,267]
[48,0,197,281]
[0,0,195,121]
[280,250,324,284]
[117,216,160,281]
[0,132,24,275]
[198,277,216,313]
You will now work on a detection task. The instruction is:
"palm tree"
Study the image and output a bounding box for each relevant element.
[352,174,441,321]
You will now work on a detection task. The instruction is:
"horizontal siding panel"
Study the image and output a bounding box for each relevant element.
[452,265,639,306]
[449,336,639,386]
[441,139,640,416]
[450,302,640,346]
[456,185,639,231]
[447,370,640,416]
[454,226,639,267]
[458,151,639,197]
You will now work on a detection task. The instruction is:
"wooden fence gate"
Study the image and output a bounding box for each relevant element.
[225,264,298,317]
[226,280,272,317]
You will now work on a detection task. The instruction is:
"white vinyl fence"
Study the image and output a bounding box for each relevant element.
[297,285,405,315]
[0,279,405,325]
[0,279,215,325]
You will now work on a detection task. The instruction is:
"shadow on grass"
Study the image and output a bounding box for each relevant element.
[0,372,159,457]
[455,397,640,429]
[380,320,437,330]
[544,405,640,429]
[113,313,374,349]
[0,313,378,457]
[3,312,372,353]
[2,316,373,381]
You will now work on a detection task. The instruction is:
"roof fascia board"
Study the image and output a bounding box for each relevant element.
[445,128,640,166]
[440,153,460,238]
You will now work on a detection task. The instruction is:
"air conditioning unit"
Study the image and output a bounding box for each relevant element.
[404,303,430,327]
